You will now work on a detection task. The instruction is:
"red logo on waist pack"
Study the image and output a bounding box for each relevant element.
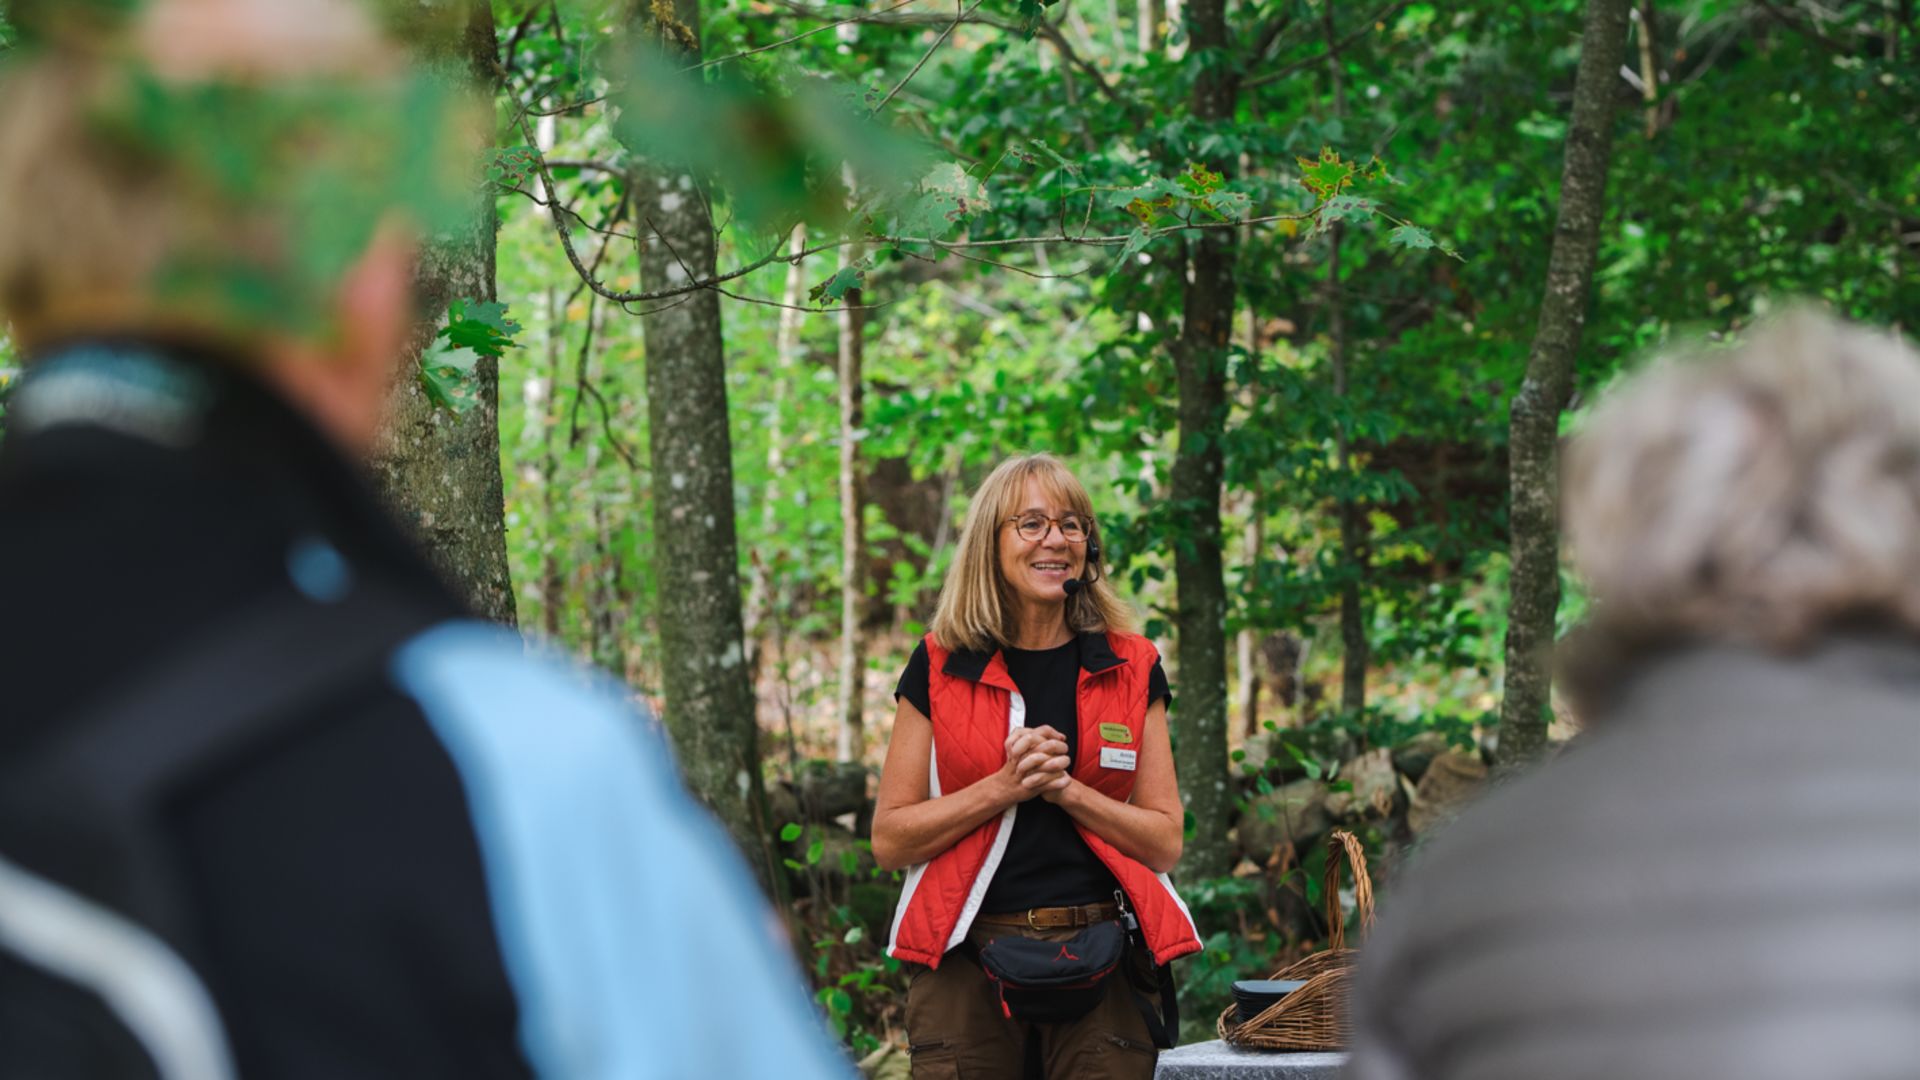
[1054,945,1079,962]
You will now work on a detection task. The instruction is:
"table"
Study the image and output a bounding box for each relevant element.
[1153,1040,1348,1079]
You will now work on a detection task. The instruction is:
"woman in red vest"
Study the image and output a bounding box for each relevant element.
[872,453,1201,1079]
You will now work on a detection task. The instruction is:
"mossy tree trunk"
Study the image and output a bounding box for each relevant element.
[629,0,779,890]
[1497,0,1633,771]
[370,0,516,625]
[1170,0,1238,881]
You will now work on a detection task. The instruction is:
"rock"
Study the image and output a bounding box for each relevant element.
[1272,726,1360,781]
[797,759,868,821]
[767,781,802,841]
[1236,778,1331,863]
[1390,730,1452,782]
[849,881,900,930]
[853,796,876,839]
[817,828,878,885]
[1325,748,1399,823]
[858,1043,912,1080]
[1237,725,1359,791]
[1407,748,1489,836]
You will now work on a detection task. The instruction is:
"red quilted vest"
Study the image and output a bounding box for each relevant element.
[884,631,1202,969]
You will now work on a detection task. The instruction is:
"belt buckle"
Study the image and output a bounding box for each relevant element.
[1027,908,1042,931]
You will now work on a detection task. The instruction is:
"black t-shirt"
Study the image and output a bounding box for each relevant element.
[894,637,1169,912]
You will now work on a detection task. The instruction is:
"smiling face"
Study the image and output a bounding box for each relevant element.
[997,477,1088,612]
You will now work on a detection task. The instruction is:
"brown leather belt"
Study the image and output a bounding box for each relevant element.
[976,901,1121,931]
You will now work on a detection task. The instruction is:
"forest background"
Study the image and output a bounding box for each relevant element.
[0,0,1914,1060]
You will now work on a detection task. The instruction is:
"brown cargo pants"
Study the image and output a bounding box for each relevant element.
[904,920,1162,1079]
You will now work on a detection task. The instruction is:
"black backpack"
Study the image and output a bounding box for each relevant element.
[0,591,432,1080]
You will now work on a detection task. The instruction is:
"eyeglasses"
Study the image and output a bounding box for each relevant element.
[1005,512,1092,544]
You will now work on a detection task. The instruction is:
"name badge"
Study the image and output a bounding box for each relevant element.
[1100,746,1138,771]
[1098,722,1133,744]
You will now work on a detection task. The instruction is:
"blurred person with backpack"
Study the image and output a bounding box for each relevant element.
[0,2,850,1077]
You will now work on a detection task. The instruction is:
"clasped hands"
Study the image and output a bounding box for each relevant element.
[999,726,1074,804]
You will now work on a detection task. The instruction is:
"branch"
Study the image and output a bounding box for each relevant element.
[1248,11,1299,60]
[510,83,1333,299]
[500,184,641,242]
[1750,0,1851,53]
[710,283,894,314]
[1034,22,1127,105]
[524,94,607,117]
[501,1,553,74]
[775,0,1128,105]
[1242,0,1411,90]
[512,107,800,303]
[691,0,931,70]
[543,159,628,176]
[871,0,987,115]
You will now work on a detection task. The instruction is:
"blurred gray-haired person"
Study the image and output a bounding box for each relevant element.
[1347,310,1920,1080]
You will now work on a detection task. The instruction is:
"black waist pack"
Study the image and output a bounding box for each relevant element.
[975,920,1128,1025]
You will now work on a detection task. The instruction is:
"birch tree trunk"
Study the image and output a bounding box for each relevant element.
[1496,0,1632,771]
[1137,0,1162,54]
[370,1,516,624]
[1170,0,1237,879]
[744,227,806,685]
[630,0,777,881]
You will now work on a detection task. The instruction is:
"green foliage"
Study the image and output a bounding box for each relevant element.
[887,161,991,240]
[95,67,476,337]
[490,0,1917,1056]
[486,145,540,189]
[421,299,523,414]
[604,42,928,230]
[809,260,869,306]
[443,300,524,358]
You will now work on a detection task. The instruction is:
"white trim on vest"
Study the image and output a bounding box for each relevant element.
[1154,870,1201,943]
[0,854,236,1080]
[885,738,941,958]
[944,689,1024,952]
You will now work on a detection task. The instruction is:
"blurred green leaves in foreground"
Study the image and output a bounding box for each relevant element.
[1,0,481,342]
[606,39,932,234]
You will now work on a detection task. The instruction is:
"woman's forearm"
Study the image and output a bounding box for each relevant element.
[1052,781,1183,874]
[872,774,1020,871]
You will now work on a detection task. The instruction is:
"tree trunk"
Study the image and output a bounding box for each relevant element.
[1496,0,1632,772]
[744,227,806,686]
[537,286,564,638]
[1323,9,1367,716]
[1170,0,1237,880]
[630,0,778,885]
[1137,0,1162,54]
[1332,243,1367,716]
[370,1,516,625]
[1237,507,1263,740]
[835,224,868,764]
[1633,1,1659,139]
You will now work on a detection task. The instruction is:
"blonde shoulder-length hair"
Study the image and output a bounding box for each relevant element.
[928,453,1137,654]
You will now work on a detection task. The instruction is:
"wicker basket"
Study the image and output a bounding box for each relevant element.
[1216,829,1376,1051]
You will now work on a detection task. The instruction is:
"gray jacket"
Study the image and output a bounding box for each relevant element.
[1347,636,1920,1080]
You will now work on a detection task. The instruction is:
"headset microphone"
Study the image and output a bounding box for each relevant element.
[1061,539,1101,597]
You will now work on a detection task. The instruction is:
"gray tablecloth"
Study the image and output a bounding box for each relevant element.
[1154,1041,1347,1079]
